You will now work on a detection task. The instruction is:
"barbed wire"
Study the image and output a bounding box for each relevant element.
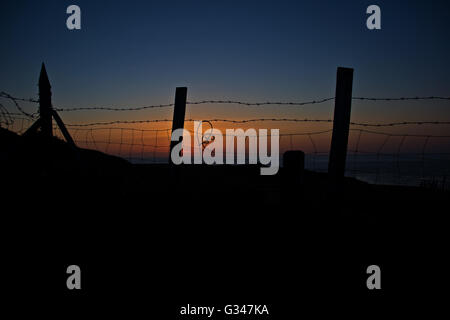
[1,91,449,113]
[350,120,450,127]
[0,92,39,103]
[187,97,336,106]
[0,92,39,119]
[199,118,450,128]
[54,103,175,112]
[35,95,450,112]
[352,96,450,101]
[66,119,174,127]
[74,126,171,132]
[50,98,336,112]
[4,112,450,129]
[0,103,13,126]
[61,117,450,129]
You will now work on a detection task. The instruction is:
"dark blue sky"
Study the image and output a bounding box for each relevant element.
[1,0,449,125]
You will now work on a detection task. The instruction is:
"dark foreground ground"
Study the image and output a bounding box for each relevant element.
[1,127,448,317]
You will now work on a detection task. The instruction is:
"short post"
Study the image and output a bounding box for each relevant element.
[328,67,354,181]
[39,63,53,138]
[169,87,187,165]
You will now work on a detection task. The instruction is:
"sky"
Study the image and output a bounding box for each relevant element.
[1,0,449,157]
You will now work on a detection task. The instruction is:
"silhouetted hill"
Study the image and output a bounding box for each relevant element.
[1,127,130,200]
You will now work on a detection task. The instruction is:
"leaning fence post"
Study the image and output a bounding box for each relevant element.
[169,87,187,165]
[39,63,53,138]
[328,67,354,181]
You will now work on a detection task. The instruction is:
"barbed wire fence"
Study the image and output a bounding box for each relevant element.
[1,92,449,189]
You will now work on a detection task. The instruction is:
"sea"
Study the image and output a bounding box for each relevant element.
[127,154,450,188]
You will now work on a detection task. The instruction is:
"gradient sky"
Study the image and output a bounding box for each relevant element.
[1,0,450,156]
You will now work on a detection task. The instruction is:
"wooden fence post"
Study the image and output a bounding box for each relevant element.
[169,87,187,165]
[24,63,76,146]
[328,67,354,181]
[39,63,53,138]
